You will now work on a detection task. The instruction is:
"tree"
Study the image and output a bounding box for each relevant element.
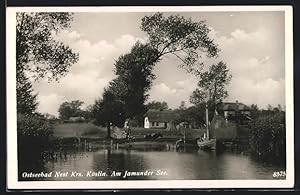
[259,104,284,117]
[17,113,54,171]
[146,101,169,111]
[16,12,79,114]
[100,13,219,123]
[250,104,260,120]
[16,13,79,171]
[81,105,94,121]
[17,70,38,114]
[92,89,126,138]
[267,104,273,111]
[16,12,79,81]
[174,104,206,128]
[178,101,187,110]
[58,100,84,120]
[249,112,286,164]
[141,12,219,74]
[190,61,232,106]
[277,104,283,112]
[108,42,160,121]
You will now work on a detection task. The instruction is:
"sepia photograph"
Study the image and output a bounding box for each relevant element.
[6,6,294,189]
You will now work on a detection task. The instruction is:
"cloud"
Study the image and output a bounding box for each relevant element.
[66,30,81,40]
[34,19,285,115]
[148,26,285,109]
[114,34,147,48]
[176,77,198,91]
[151,83,177,95]
[147,26,285,110]
[34,30,145,116]
[207,27,285,109]
[37,94,65,116]
[149,78,198,109]
[228,78,285,109]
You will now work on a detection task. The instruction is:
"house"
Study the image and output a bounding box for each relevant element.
[210,100,252,140]
[217,100,252,124]
[144,109,178,130]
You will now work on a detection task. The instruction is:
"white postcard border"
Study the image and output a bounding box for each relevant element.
[6,5,294,189]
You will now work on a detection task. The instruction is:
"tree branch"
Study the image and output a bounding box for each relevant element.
[171,52,190,67]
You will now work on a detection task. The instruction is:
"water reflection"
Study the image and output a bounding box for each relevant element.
[20,144,286,181]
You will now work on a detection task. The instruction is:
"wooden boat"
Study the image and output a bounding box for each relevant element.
[197,138,216,150]
[197,104,217,150]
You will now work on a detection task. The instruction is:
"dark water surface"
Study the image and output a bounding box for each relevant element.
[20,145,286,181]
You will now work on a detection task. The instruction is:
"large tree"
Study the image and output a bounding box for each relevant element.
[16,12,79,114]
[190,61,232,107]
[16,13,78,168]
[100,13,220,124]
[92,89,126,138]
[108,42,160,121]
[141,12,219,74]
[58,100,84,120]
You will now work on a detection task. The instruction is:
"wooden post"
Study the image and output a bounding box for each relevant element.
[78,137,81,146]
[206,103,209,140]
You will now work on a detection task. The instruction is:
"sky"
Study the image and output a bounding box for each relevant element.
[32,11,286,116]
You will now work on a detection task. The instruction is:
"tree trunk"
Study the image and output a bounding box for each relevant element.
[106,122,111,139]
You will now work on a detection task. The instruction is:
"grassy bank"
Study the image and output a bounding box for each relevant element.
[53,123,106,138]
[52,122,206,140]
[51,122,255,154]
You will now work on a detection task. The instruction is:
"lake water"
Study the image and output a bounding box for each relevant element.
[24,144,286,181]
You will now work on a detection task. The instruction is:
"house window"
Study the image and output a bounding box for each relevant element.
[156,122,159,126]
[152,122,155,127]
[164,122,167,128]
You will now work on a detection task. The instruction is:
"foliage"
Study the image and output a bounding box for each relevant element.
[174,104,206,128]
[17,113,54,169]
[250,104,260,119]
[146,101,169,111]
[16,12,79,81]
[58,100,84,120]
[16,12,79,115]
[250,104,285,120]
[178,101,187,110]
[190,61,232,106]
[141,12,219,74]
[108,42,160,120]
[96,12,220,123]
[92,12,220,131]
[80,105,94,121]
[249,112,286,164]
[17,70,38,114]
[92,89,126,137]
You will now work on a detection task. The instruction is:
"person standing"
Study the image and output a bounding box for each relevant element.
[124,118,131,139]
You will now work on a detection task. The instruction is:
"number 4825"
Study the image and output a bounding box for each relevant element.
[273,171,286,178]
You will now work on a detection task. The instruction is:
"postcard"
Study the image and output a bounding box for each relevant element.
[6,5,294,189]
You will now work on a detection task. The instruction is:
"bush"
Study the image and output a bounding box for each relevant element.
[249,112,286,164]
[17,113,54,171]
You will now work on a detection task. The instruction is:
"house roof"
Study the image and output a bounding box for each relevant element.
[145,109,178,122]
[218,102,251,111]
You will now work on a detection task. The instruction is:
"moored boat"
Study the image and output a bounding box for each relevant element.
[197,103,217,150]
[197,138,216,150]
